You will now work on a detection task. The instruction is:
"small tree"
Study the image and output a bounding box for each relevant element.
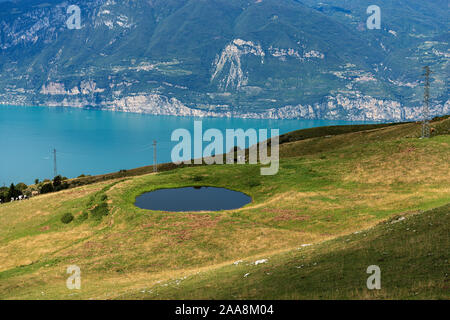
[40,183,54,194]
[15,183,28,193]
[53,175,62,188]
[0,186,8,202]
[7,183,21,199]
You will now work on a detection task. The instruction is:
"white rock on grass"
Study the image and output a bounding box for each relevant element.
[254,259,268,266]
[391,217,406,224]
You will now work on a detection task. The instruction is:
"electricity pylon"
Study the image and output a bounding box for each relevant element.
[153,140,157,173]
[422,66,431,138]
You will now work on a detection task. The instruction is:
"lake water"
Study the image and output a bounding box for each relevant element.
[135,187,252,212]
[0,105,374,185]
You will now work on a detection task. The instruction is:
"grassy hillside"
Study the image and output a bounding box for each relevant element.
[129,204,450,300]
[0,119,449,299]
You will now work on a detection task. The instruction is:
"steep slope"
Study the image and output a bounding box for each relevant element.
[130,204,450,300]
[300,0,450,106]
[0,0,448,120]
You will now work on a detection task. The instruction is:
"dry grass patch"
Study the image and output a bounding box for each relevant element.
[0,229,93,272]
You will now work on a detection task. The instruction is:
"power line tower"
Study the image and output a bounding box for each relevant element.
[53,148,58,177]
[152,140,157,173]
[422,66,431,138]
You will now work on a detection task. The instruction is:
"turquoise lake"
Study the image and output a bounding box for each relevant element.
[0,105,376,185]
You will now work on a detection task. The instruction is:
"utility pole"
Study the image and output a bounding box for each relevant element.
[153,140,157,173]
[53,148,58,177]
[422,66,431,138]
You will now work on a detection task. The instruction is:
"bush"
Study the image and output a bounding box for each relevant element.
[15,183,28,193]
[192,175,203,182]
[53,175,62,188]
[91,202,109,220]
[40,183,54,194]
[24,188,34,197]
[7,183,22,199]
[55,181,69,192]
[0,186,8,202]
[61,212,74,224]
[248,180,261,188]
[78,211,89,221]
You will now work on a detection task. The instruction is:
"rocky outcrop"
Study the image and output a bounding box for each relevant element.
[7,91,447,122]
[1,1,448,122]
[211,39,265,91]
[252,96,450,121]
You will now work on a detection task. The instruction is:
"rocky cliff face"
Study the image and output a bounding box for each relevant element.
[0,0,448,121]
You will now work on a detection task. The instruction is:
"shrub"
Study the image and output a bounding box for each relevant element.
[40,183,54,194]
[8,183,22,199]
[61,212,74,224]
[0,186,8,202]
[192,175,203,182]
[53,175,62,188]
[78,211,89,221]
[55,181,69,192]
[15,183,28,193]
[24,188,34,197]
[248,180,261,188]
[91,202,109,220]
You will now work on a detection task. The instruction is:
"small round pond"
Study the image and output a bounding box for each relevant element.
[135,187,252,212]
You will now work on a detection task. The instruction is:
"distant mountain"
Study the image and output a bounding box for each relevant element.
[0,0,448,121]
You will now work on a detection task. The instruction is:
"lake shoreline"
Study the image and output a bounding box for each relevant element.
[0,104,378,185]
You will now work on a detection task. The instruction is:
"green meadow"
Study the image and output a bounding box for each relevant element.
[0,118,449,299]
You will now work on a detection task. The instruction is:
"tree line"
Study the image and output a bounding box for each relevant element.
[0,175,69,203]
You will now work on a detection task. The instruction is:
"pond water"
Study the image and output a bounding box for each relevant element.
[134,187,252,212]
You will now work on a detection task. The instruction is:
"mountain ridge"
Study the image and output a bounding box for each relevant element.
[0,0,448,120]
